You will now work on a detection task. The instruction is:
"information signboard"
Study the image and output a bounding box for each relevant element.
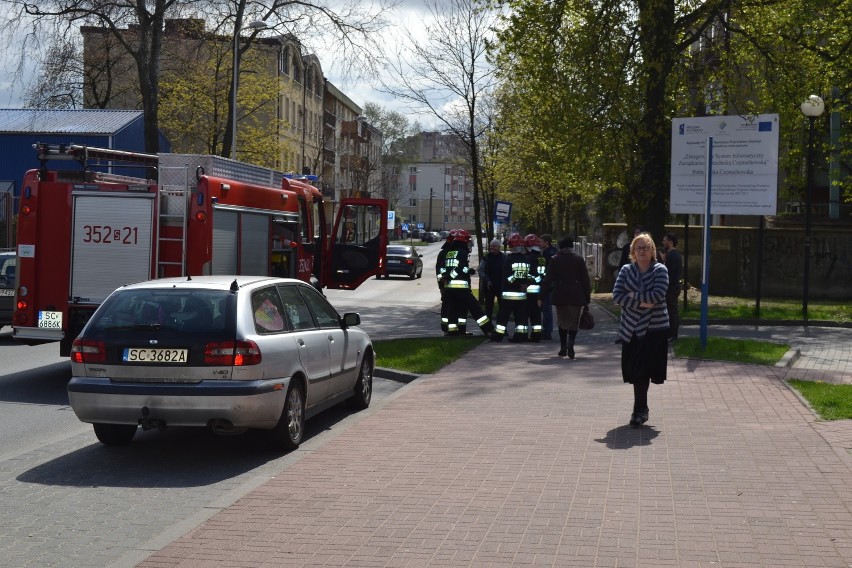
[670,114,780,215]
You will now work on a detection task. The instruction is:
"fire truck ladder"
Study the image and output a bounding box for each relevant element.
[157,165,190,277]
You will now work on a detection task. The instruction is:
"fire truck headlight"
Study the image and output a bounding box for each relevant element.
[195,211,207,222]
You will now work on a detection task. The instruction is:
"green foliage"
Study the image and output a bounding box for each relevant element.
[788,380,852,420]
[672,337,790,366]
[374,337,486,374]
[487,0,851,232]
[158,42,285,168]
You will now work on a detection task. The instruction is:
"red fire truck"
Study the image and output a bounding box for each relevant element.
[13,143,387,355]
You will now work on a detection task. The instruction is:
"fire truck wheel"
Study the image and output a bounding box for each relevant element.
[347,354,373,410]
[93,423,137,445]
[268,380,305,451]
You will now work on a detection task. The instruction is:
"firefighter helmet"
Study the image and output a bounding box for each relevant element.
[507,233,524,248]
[524,233,539,248]
[446,229,458,241]
[453,229,472,242]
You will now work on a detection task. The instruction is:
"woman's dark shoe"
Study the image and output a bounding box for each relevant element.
[558,348,567,357]
[567,346,575,359]
[639,410,649,424]
[629,413,641,428]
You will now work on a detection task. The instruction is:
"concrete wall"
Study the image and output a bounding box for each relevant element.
[601,223,852,299]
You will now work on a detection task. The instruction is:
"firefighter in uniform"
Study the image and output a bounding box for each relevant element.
[525,233,547,342]
[438,230,493,336]
[436,230,457,333]
[490,233,532,342]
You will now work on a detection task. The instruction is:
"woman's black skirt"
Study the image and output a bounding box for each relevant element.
[621,328,668,384]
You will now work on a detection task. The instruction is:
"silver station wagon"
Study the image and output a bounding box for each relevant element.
[67,276,374,451]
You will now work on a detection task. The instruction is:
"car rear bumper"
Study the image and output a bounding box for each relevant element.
[67,377,289,429]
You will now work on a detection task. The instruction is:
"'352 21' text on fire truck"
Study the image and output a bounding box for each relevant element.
[12,144,387,355]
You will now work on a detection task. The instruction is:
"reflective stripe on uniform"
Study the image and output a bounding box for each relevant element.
[515,324,528,333]
[501,291,526,299]
[476,315,489,326]
[445,280,470,289]
[494,324,506,335]
[526,285,541,293]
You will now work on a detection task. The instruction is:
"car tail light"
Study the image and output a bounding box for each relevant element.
[71,338,106,364]
[405,259,414,265]
[204,340,261,366]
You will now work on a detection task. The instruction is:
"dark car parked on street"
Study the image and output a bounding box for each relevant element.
[421,231,441,243]
[67,275,374,451]
[0,251,15,328]
[379,245,423,279]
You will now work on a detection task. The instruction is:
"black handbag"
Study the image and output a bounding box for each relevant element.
[579,306,595,330]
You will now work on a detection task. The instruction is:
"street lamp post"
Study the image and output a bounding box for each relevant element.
[800,94,825,321]
[231,19,268,160]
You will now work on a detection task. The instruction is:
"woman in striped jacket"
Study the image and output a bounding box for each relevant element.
[612,232,670,428]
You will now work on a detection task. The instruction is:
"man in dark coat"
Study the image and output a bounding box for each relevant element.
[541,236,592,359]
[662,232,683,340]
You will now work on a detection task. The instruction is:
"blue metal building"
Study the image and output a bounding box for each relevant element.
[0,108,170,187]
[0,109,170,246]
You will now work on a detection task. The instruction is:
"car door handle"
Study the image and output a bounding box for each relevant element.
[328,335,334,343]
[297,339,306,347]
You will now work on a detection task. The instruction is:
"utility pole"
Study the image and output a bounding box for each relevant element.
[428,188,434,231]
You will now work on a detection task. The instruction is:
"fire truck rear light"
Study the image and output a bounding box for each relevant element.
[204,340,261,366]
[71,338,107,364]
[16,300,27,310]
[195,211,207,222]
[21,204,32,215]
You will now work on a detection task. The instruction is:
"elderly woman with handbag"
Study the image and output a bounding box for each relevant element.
[612,232,670,428]
[540,236,591,359]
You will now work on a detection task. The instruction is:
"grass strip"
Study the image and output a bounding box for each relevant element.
[374,336,486,374]
[672,336,790,366]
[788,380,852,420]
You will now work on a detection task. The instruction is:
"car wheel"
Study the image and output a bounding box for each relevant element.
[416,267,423,279]
[348,354,373,410]
[93,423,137,445]
[409,270,416,280]
[270,381,305,451]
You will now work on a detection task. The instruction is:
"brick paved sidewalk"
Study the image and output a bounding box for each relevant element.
[137,336,852,568]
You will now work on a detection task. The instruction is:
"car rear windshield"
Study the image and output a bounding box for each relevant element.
[387,246,411,255]
[89,289,234,334]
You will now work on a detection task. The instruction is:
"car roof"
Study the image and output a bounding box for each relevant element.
[114,275,308,293]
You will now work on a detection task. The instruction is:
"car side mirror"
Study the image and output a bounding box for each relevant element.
[341,312,361,328]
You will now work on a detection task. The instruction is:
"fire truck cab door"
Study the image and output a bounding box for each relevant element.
[326,199,387,290]
[71,193,155,303]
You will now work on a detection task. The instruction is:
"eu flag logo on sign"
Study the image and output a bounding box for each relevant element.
[758,122,772,131]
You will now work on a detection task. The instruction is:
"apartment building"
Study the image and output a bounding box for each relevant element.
[80,18,380,203]
[394,132,475,232]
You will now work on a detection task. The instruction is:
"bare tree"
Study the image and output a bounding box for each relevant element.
[381,0,499,259]
[2,0,395,155]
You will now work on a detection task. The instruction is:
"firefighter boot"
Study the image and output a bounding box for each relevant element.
[558,328,568,357]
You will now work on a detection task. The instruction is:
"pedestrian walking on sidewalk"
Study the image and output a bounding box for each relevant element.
[612,232,670,427]
[541,236,591,359]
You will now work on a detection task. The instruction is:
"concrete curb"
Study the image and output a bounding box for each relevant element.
[374,366,419,384]
[776,347,801,369]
